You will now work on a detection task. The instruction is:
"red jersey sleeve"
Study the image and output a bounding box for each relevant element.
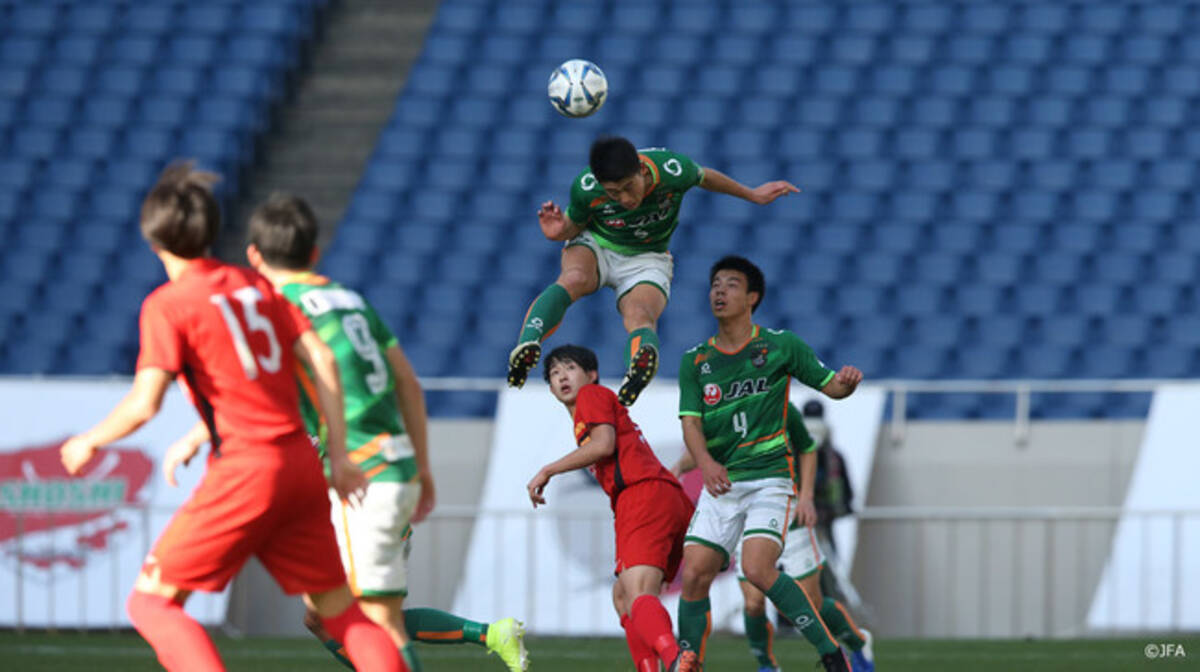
[573,385,618,445]
[136,291,184,373]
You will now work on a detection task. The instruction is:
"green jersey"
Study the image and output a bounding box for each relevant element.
[281,274,415,483]
[679,326,834,482]
[565,147,704,255]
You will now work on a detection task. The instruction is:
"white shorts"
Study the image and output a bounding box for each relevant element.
[684,478,794,569]
[566,230,673,301]
[736,524,826,580]
[328,480,420,597]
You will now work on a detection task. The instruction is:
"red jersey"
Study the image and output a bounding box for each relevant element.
[137,259,311,452]
[572,384,680,506]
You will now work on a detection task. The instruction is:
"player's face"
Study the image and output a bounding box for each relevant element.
[601,166,649,211]
[710,270,756,318]
[547,359,596,405]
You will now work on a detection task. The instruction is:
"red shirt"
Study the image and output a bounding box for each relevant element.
[572,384,680,506]
[137,259,311,452]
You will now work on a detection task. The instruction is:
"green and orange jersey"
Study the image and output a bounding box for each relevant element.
[679,326,834,483]
[280,273,415,484]
[564,147,704,255]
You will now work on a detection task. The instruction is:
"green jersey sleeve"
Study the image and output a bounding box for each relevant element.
[658,149,704,190]
[565,171,597,227]
[784,331,836,391]
[678,347,705,417]
[787,402,816,454]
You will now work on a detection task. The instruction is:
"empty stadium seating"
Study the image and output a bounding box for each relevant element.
[324,0,1195,417]
[0,0,330,375]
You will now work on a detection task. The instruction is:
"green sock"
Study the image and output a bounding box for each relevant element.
[401,642,423,671]
[677,597,711,657]
[403,608,488,646]
[820,597,865,650]
[321,638,355,670]
[764,574,840,656]
[624,327,659,368]
[743,609,777,668]
[517,283,572,344]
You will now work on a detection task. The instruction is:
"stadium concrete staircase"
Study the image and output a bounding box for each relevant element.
[218,0,438,260]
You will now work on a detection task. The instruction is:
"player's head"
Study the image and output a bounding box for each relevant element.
[139,161,221,259]
[590,136,648,210]
[543,344,599,405]
[709,255,766,317]
[246,193,320,272]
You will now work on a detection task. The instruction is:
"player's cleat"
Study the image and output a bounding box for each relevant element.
[507,342,542,389]
[617,343,658,406]
[669,650,700,672]
[485,617,529,671]
[850,629,875,672]
[818,649,851,672]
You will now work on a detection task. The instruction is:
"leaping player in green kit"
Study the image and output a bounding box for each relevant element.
[507,136,800,406]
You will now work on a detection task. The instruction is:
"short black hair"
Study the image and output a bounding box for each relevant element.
[247,193,319,270]
[140,161,221,259]
[710,255,766,311]
[589,136,640,183]
[802,400,824,417]
[543,344,599,383]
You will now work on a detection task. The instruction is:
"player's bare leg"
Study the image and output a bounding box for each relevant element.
[305,585,406,672]
[616,283,667,406]
[126,568,224,671]
[741,538,849,672]
[616,565,690,672]
[739,579,780,672]
[509,245,599,387]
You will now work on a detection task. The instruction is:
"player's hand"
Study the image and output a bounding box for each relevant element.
[330,457,368,506]
[527,469,551,508]
[795,497,818,529]
[699,459,732,497]
[749,181,800,205]
[60,435,97,475]
[834,365,863,390]
[162,437,201,487]
[412,470,437,524]
[537,201,565,227]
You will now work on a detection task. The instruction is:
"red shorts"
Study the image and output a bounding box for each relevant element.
[613,479,694,582]
[147,435,346,595]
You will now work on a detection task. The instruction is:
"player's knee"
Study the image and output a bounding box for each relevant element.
[557,268,594,296]
[741,562,777,592]
[681,563,715,596]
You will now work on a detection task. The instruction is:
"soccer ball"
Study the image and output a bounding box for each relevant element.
[547,59,608,118]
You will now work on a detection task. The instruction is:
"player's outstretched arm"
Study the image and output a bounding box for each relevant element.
[163,420,210,487]
[385,344,435,523]
[821,365,864,400]
[699,167,800,205]
[61,368,173,475]
[537,201,584,241]
[682,415,731,496]
[295,331,365,503]
[527,424,616,507]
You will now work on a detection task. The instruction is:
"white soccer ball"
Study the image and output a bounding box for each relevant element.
[547,59,608,118]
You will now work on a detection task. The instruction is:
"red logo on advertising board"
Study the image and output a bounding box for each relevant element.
[703,383,722,406]
[1,440,153,569]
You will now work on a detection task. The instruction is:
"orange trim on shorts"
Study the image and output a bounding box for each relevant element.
[340,501,358,595]
[417,630,463,641]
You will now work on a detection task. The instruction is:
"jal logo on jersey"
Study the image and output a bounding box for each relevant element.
[0,441,153,571]
[703,383,722,405]
[726,377,769,401]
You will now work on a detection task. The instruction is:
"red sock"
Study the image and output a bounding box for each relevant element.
[630,594,681,665]
[126,590,224,671]
[620,612,658,672]
[321,603,406,672]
